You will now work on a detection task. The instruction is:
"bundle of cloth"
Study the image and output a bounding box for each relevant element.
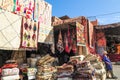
[72,61,94,80]
[36,54,56,80]
[84,54,106,80]
[1,60,20,80]
[68,54,106,80]
[56,64,74,80]
[27,68,37,80]
[36,65,56,80]
[36,54,55,66]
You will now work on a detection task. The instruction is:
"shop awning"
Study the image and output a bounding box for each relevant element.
[95,22,120,29]
[52,16,86,26]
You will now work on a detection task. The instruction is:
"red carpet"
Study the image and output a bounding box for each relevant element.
[108,54,120,62]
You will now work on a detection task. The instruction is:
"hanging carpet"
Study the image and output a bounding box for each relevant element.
[20,17,39,49]
[0,9,22,50]
[56,30,64,53]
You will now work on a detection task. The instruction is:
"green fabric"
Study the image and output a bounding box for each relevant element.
[13,0,16,12]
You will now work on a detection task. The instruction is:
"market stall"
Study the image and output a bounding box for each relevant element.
[0,0,54,80]
[52,16,90,65]
[95,22,120,61]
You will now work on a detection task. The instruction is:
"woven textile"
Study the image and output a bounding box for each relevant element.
[89,21,94,47]
[20,17,39,49]
[64,33,69,53]
[56,30,64,53]
[38,0,52,26]
[96,32,106,47]
[0,0,15,12]
[2,68,19,77]
[38,23,53,43]
[76,22,85,45]
[1,75,20,80]
[0,0,52,22]
[0,0,52,50]
[15,0,34,19]
[38,1,53,43]
[0,0,35,20]
[0,9,22,50]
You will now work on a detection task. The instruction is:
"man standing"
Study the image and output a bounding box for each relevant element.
[102,51,117,79]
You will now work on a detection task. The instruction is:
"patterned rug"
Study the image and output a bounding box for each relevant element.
[0,9,22,50]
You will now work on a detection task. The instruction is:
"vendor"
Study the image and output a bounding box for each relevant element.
[102,51,117,79]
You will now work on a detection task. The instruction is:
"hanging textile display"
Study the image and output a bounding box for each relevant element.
[44,27,54,44]
[0,0,35,19]
[89,21,94,47]
[88,46,96,54]
[64,33,69,53]
[38,1,53,43]
[15,0,34,19]
[81,17,89,46]
[87,21,96,54]
[71,29,77,53]
[64,27,76,53]
[0,9,22,50]
[0,0,15,12]
[76,22,85,45]
[38,1,52,26]
[67,27,72,53]
[96,32,106,47]
[0,0,52,22]
[34,0,39,21]
[63,27,72,53]
[0,0,52,50]
[56,30,64,53]
[38,24,54,43]
[96,31,106,55]
[20,17,39,49]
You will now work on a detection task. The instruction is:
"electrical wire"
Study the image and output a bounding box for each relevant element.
[87,11,120,18]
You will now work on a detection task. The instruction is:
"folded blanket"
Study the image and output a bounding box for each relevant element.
[28,75,36,80]
[1,75,20,80]
[27,68,37,76]
[2,68,19,76]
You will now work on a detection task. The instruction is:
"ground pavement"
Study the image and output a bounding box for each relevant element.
[106,63,120,80]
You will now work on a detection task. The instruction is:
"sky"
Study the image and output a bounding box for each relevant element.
[45,0,120,25]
